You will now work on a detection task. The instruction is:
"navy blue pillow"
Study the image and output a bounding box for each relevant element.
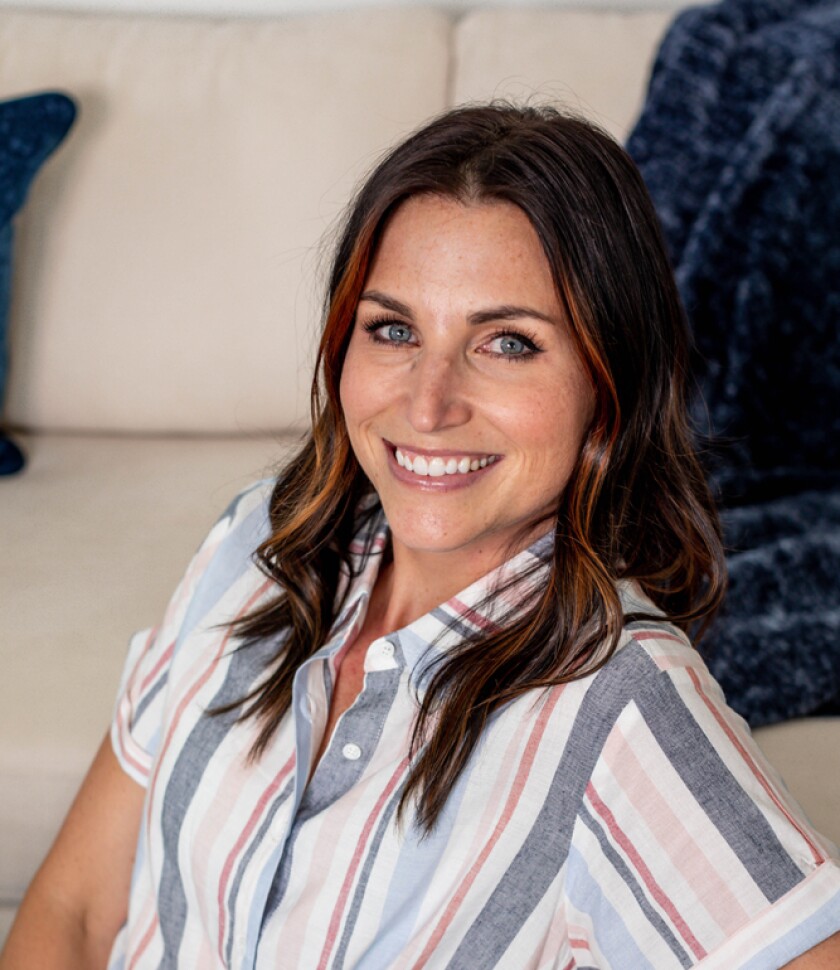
[0,91,76,475]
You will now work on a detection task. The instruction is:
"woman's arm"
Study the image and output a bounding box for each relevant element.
[784,931,840,968]
[0,734,144,970]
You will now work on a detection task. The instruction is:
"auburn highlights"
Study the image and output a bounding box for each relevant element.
[222,104,726,832]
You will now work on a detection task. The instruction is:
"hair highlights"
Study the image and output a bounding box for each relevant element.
[225,104,726,831]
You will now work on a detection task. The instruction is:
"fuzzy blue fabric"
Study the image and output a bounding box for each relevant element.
[627,0,840,725]
[0,92,76,475]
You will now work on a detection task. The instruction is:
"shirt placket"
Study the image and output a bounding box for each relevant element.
[242,639,402,968]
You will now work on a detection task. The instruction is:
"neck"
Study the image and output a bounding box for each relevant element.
[364,534,534,639]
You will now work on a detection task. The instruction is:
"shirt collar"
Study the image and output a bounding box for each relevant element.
[324,505,665,689]
[327,506,554,688]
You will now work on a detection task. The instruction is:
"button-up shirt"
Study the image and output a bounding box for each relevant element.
[110,479,840,969]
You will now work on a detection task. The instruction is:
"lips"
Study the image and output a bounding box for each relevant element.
[393,445,500,478]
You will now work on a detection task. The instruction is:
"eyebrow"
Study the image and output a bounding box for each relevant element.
[359,290,558,326]
[359,291,414,318]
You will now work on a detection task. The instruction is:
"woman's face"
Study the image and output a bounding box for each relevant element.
[340,194,595,572]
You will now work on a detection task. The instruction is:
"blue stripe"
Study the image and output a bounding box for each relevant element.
[565,843,656,970]
[578,803,692,967]
[635,670,805,902]
[740,883,840,970]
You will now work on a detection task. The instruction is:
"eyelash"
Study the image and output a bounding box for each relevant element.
[359,317,545,362]
[361,316,413,344]
[484,328,544,362]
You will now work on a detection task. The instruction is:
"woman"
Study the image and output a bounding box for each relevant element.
[3,104,839,969]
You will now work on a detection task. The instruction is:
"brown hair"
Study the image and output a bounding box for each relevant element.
[226,103,726,831]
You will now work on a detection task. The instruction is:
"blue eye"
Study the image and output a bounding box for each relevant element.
[386,323,412,343]
[484,331,542,360]
[498,335,527,355]
[361,317,416,347]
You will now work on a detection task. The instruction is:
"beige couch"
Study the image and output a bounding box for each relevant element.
[1,4,837,944]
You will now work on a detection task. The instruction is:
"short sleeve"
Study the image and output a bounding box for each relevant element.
[563,650,840,969]
[110,479,273,787]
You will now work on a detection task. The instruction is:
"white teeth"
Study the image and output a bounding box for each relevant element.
[394,447,498,478]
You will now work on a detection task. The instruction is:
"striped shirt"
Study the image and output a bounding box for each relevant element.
[109,479,840,969]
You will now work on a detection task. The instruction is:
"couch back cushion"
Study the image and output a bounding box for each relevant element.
[0,9,450,432]
[453,10,672,143]
[0,8,671,434]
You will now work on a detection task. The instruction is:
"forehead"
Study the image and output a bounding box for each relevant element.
[364,194,558,308]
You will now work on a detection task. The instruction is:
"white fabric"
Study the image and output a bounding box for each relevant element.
[452,10,672,143]
[108,485,840,968]
[0,8,450,432]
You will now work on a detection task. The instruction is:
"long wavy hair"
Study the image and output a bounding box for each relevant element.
[227,103,726,832]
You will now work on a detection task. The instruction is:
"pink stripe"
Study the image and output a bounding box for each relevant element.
[138,640,175,695]
[115,714,150,779]
[630,631,685,645]
[586,782,707,960]
[316,757,411,970]
[216,751,296,961]
[349,533,387,555]
[686,668,825,865]
[412,688,565,969]
[127,912,159,970]
[126,627,158,687]
[115,631,173,783]
[146,580,273,841]
[602,724,750,932]
[447,596,500,634]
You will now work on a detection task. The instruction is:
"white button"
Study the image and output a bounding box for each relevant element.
[342,742,362,761]
[381,641,394,657]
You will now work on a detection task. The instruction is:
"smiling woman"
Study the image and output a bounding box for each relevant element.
[3,104,840,970]
[341,196,594,573]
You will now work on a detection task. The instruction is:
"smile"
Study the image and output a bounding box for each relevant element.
[394,446,499,478]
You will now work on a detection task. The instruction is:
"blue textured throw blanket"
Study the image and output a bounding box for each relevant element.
[627,0,840,725]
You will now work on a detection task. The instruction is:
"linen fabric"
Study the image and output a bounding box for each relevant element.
[0,9,449,434]
[109,481,840,969]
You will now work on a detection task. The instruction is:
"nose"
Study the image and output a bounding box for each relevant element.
[405,352,471,433]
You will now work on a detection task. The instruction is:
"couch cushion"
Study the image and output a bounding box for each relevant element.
[452,9,672,143]
[0,431,292,901]
[0,9,450,433]
[753,718,840,853]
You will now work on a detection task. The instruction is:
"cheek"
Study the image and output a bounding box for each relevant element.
[338,342,368,433]
[338,343,391,477]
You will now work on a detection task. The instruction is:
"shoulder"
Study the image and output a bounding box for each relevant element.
[559,601,840,968]
[111,478,277,784]
[202,477,275,561]
[576,581,717,739]
[133,476,277,672]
